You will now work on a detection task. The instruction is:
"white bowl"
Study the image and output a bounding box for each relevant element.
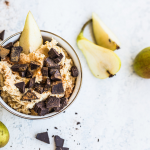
[0,30,82,119]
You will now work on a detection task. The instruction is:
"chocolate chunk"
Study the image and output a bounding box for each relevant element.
[26,69,33,78]
[53,53,64,64]
[26,77,35,88]
[30,61,40,70]
[54,136,64,147]
[0,46,10,59]
[51,70,62,81]
[49,69,58,76]
[42,67,48,76]
[10,46,23,62]
[43,78,51,92]
[11,64,28,72]
[3,42,13,50]
[48,48,59,59]
[36,132,50,144]
[56,147,69,150]
[19,71,26,77]
[21,90,38,101]
[34,83,43,94]
[52,81,64,94]
[54,98,67,112]
[0,30,5,41]
[46,96,60,108]
[44,57,59,69]
[71,66,79,77]
[34,101,45,112]
[37,107,49,116]
[15,82,25,93]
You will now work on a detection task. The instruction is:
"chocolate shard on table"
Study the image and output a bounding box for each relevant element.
[25,77,35,88]
[10,46,23,62]
[21,90,38,101]
[34,101,45,112]
[54,136,64,147]
[34,83,43,94]
[11,64,28,72]
[3,42,13,50]
[52,81,64,94]
[36,132,50,144]
[54,98,67,112]
[42,67,48,76]
[43,78,51,92]
[0,30,5,41]
[37,107,49,116]
[51,70,62,81]
[71,66,79,77]
[46,96,60,108]
[44,57,60,69]
[0,46,10,59]
[19,71,26,77]
[49,69,58,76]
[15,82,25,93]
[56,147,69,150]
[26,69,33,78]
[30,61,40,70]
[53,53,64,64]
[48,48,59,59]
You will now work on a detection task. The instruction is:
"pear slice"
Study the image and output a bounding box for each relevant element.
[77,23,121,79]
[92,13,120,51]
[19,11,43,54]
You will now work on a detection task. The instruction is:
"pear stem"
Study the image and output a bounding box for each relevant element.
[81,19,92,32]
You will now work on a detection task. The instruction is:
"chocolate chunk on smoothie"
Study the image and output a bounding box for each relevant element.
[36,132,50,144]
[52,81,64,94]
[11,64,28,72]
[46,96,60,108]
[44,57,60,69]
[71,66,79,77]
[26,69,33,78]
[3,42,13,50]
[34,83,43,94]
[54,136,64,147]
[15,82,25,93]
[42,67,48,76]
[53,53,64,64]
[48,48,59,59]
[37,107,49,116]
[30,61,40,70]
[19,71,26,77]
[0,30,5,41]
[0,46,10,59]
[26,77,35,88]
[10,46,23,62]
[21,90,38,101]
[34,101,45,112]
[49,69,58,76]
[51,70,62,81]
[43,78,51,92]
[54,98,67,112]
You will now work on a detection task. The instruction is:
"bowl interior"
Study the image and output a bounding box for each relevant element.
[0,30,82,119]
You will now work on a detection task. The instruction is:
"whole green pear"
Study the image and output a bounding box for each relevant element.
[0,121,9,148]
[133,47,150,78]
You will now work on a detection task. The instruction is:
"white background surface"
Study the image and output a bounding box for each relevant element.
[0,0,150,150]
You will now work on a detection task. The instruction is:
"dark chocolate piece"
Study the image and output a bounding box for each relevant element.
[44,57,59,69]
[11,64,28,72]
[10,46,23,62]
[49,69,58,76]
[48,48,59,59]
[3,42,13,50]
[34,101,45,112]
[37,107,49,116]
[51,70,62,81]
[26,77,35,88]
[26,69,33,78]
[56,147,69,150]
[0,30,5,41]
[43,78,51,92]
[42,67,48,76]
[36,132,50,144]
[71,66,79,77]
[34,83,43,94]
[0,46,10,59]
[15,82,25,93]
[54,136,64,147]
[52,81,64,94]
[19,71,26,77]
[21,90,38,101]
[53,53,64,64]
[54,98,67,112]
[46,96,60,108]
[30,61,40,70]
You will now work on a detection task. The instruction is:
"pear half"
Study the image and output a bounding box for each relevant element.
[92,13,120,51]
[77,23,121,79]
[19,11,43,54]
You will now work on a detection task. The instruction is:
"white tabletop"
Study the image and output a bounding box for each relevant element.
[0,0,150,150]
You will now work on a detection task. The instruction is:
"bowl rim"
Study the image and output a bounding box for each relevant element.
[0,30,82,120]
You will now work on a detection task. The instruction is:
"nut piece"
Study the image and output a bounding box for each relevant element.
[0,46,10,59]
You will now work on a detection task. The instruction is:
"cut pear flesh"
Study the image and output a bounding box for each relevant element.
[19,11,43,54]
[92,13,120,51]
[77,34,121,79]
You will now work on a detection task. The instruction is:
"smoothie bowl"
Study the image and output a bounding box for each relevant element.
[0,13,82,119]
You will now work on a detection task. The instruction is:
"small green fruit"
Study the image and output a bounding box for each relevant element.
[0,121,9,148]
[133,47,150,78]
